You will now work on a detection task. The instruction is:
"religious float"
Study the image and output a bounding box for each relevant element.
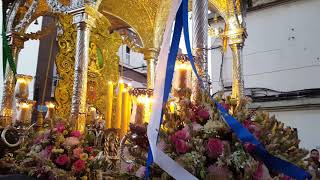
[0,0,313,179]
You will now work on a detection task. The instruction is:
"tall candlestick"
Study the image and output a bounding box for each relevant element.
[17,102,29,124]
[174,62,192,90]
[135,100,145,125]
[114,80,124,129]
[105,81,114,129]
[127,88,132,126]
[120,89,129,138]
[45,101,55,128]
[15,74,33,99]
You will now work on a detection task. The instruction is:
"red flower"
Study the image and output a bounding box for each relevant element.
[55,154,70,166]
[171,129,190,143]
[73,159,86,172]
[243,120,251,128]
[206,138,224,159]
[197,109,210,120]
[244,143,255,153]
[71,130,81,138]
[174,139,188,154]
[221,102,230,111]
[55,122,65,133]
[85,147,93,153]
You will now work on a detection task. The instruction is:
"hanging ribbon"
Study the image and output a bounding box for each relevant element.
[146,0,311,179]
[2,14,17,77]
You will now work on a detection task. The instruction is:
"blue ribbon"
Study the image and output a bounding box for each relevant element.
[146,0,311,179]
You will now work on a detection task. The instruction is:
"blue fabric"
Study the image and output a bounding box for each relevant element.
[145,4,183,179]
[146,0,311,179]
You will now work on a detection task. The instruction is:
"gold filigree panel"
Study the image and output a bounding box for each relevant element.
[55,14,76,119]
[55,13,121,119]
[208,0,241,20]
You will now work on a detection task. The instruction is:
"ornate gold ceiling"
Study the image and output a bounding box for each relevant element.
[98,0,172,50]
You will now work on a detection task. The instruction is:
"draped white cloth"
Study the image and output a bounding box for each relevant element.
[147,0,197,179]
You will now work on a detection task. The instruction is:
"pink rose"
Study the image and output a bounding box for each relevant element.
[85,147,93,153]
[73,147,83,158]
[244,143,255,153]
[72,159,86,172]
[206,138,224,159]
[175,129,190,141]
[221,102,230,111]
[55,122,65,133]
[243,120,251,128]
[197,109,210,120]
[55,154,70,166]
[248,124,261,138]
[63,137,80,147]
[253,162,264,179]
[135,166,146,178]
[175,139,188,154]
[71,130,81,138]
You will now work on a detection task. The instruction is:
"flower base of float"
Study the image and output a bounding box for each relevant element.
[0,87,310,179]
[119,87,309,179]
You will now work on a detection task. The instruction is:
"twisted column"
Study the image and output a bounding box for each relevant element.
[70,10,91,132]
[0,33,26,126]
[230,43,244,100]
[192,0,209,103]
[143,48,158,89]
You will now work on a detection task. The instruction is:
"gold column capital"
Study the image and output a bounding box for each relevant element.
[142,48,159,60]
[142,48,159,89]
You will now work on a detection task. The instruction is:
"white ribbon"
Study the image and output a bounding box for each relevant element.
[147,0,197,179]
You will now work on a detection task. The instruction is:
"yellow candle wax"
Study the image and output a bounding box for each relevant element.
[120,89,129,138]
[105,81,114,129]
[114,80,124,129]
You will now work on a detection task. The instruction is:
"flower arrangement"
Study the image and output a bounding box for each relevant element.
[0,120,105,179]
[124,88,308,179]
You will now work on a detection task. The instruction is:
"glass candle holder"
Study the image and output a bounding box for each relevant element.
[129,88,153,125]
[16,100,35,126]
[173,55,192,90]
[45,101,55,120]
[15,74,33,99]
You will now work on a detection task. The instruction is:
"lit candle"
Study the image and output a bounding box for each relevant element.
[174,62,192,90]
[45,101,55,120]
[105,81,114,129]
[114,80,124,129]
[120,89,129,138]
[127,84,132,126]
[89,106,97,123]
[17,102,30,125]
[15,74,33,99]
[169,102,175,113]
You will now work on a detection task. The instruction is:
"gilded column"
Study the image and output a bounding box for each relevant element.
[143,48,158,89]
[70,9,92,132]
[192,0,209,103]
[0,33,26,126]
[226,16,246,102]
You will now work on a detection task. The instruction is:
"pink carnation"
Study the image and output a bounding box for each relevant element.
[55,154,70,166]
[135,166,146,178]
[174,139,188,154]
[71,130,81,138]
[63,137,80,146]
[85,146,93,153]
[55,122,65,133]
[72,159,86,172]
[206,138,224,159]
[244,143,255,153]
[172,129,190,142]
[197,109,210,120]
[73,147,83,158]
[253,162,264,179]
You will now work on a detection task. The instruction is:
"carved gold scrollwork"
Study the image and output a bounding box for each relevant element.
[55,11,121,119]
